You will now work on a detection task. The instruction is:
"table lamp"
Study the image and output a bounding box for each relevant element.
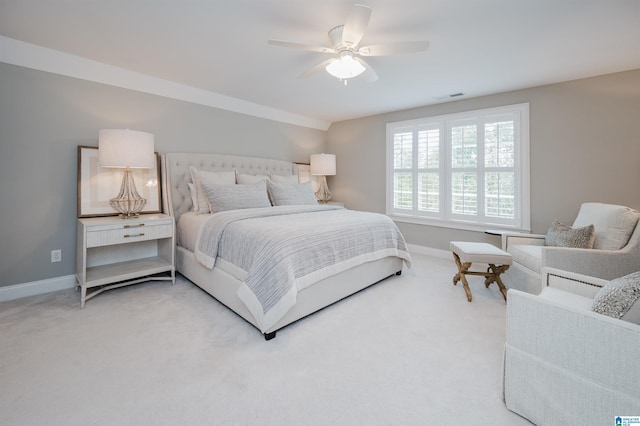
[310,153,336,202]
[98,129,155,218]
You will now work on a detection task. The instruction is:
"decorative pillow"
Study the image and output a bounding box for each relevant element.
[187,182,199,212]
[267,180,318,206]
[592,271,640,325]
[572,203,640,250]
[237,173,268,184]
[201,180,271,213]
[270,174,299,184]
[189,166,236,214]
[544,220,595,248]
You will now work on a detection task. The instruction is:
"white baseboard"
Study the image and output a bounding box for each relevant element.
[1,246,449,303]
[0,275,76,303]
[406,244,451,260]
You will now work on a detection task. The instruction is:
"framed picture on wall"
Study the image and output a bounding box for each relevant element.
[77,145,161,217]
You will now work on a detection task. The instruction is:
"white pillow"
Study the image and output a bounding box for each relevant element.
[573,203,640,250]
[187,182,198,212]
[237,173,268,184]
[201,180,271,213]
[189,166,236,214]
[267,180,318,206]
[270,174,299,184]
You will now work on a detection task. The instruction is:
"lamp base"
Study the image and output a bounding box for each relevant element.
[110,168,147,219]
[314,175,332,203]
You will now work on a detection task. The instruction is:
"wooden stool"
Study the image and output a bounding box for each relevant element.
[450,241,512,303]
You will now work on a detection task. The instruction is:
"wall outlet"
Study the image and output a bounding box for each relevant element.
[51,249,62,263]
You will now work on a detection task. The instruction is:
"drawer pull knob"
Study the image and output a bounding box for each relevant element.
[124,233,145,238]
[124,223,145,229]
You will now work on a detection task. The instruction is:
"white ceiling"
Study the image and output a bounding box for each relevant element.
[1,0,639,128]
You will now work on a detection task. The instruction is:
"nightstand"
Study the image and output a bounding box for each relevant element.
[76,214,175,307]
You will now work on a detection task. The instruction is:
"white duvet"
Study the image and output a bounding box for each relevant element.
[194,205,411,332]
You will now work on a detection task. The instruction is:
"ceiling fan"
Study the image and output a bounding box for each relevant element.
[268,4,429,84]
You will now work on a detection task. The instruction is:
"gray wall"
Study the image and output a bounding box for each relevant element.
[2,62,639,287]
[327,69,640,250]
[0,62,326,287]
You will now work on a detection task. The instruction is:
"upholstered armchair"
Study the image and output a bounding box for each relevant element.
[503,267,640,425]
[501,202,640,294]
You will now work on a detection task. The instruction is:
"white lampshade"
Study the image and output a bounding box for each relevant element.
[325,54,366,80]
[98,129,155,169]
[310,153,336,176]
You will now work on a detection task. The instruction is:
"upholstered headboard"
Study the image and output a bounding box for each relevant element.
[161,152,297,221]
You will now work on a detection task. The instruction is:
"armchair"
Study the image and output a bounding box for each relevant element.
[503,267,640,425]
[501,202,640,294]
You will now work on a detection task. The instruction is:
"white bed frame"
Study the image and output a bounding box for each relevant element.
[161,153,404,339]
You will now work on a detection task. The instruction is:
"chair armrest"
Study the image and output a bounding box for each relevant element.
[507,289,640,400]
[542,246,640,281]
[502,233,545,250]
[541,267,608,298]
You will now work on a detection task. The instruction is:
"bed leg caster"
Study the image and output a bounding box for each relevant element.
[264,331,276,341]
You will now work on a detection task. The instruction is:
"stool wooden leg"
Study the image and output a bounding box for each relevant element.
[460,270,473,302]
[484,266,494,288]
[488,264,509,302]
[452,252,473,302]
[452,253,462,285]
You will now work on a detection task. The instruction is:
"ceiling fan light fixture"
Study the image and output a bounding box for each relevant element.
[325,53,365,80]
[269,4,427,84]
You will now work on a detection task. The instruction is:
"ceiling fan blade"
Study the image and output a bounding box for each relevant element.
[359,41,430,56]
[298,58,336,79]
[342,4,371,47]
[355,57,379,82]
[268,39,334,54]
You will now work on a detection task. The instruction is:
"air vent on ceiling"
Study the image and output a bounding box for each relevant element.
[434,92,465,100]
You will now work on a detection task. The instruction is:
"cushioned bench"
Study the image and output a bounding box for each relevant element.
[450,241,512,302]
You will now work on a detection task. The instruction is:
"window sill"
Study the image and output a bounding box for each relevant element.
[388,213,530,234]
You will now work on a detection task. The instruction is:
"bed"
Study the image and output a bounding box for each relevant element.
[161,152,411,340]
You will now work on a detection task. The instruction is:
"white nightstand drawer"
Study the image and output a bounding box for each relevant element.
[86,223,173,248]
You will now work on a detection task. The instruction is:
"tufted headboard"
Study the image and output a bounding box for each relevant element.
[161,152,298,221]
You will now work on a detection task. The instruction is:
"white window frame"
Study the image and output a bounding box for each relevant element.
[386,103,530,233]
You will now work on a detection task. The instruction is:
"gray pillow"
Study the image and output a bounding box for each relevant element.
[592,271,640,325]
[201,180,271,213]
[544,220,595,248]
[267,180,318,206]
[189,166,236,214]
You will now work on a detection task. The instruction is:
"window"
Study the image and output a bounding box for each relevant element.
[386,103,530,232]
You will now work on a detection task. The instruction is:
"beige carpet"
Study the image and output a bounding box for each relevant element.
[0,253,530,425]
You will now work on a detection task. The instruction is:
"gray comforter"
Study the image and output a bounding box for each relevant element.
[195,205,411,332]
